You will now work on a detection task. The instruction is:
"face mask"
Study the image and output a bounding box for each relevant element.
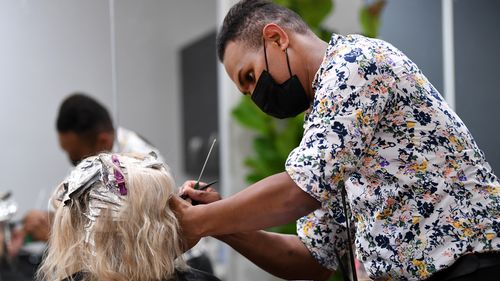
[251,40,310,119]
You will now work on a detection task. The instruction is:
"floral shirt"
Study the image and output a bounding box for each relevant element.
[286,34,500,280]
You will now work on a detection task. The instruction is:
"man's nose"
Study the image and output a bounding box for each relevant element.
[248,86,255,96]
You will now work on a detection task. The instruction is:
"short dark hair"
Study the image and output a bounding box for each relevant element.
[56,93,114,140]
[216,0,309,62]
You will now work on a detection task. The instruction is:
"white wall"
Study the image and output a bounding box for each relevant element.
[0,0,216,217]
[0,0,113,215]
[323,0,363,35]
[114,0,217,186]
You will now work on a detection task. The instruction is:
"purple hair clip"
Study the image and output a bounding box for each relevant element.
[111,155,127,195]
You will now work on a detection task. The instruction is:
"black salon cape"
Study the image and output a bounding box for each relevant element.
[62,268,221,281]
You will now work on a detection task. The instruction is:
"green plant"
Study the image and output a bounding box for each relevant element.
[274,0,334,41]
[360,0,387,38]
[232,97,305,235]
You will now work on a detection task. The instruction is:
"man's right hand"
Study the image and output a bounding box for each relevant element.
[178,180,221,204]
[170,180,221,251]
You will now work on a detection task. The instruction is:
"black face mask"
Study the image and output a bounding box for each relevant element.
[251,41,310,119]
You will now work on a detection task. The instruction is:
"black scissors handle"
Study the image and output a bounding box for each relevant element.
[180,180,218,202]
[192,180,218,206]
[198,180,218,191]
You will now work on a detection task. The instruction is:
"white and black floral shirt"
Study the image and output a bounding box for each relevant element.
[286,34,500,280]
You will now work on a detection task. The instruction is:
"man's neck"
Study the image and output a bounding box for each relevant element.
[293,32,329,100]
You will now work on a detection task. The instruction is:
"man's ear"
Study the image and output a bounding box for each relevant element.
[96,131,114,151]
[262,23,289,51]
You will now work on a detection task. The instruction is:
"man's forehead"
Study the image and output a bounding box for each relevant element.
[223,41,258,79]
[223,41,245,69]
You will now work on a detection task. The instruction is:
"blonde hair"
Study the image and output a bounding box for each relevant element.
[38,153,185,281]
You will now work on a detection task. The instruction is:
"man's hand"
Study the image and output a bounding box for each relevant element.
[176,173,319,238]
[8,228,26,257]
[178,180,221,204]
[6,210,52,257]
[170,180,222,252]
[169,195,203,251]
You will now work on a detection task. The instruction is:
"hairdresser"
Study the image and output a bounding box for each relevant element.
[173,1,500,280]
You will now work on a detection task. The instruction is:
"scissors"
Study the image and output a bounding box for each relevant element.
[197,180,218,191]
[180,180,218,201]
[180,139,217,203]
[193,139,217,190]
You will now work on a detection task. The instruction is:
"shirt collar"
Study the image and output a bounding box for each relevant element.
[311,33,340,92]
[305,33,340,122]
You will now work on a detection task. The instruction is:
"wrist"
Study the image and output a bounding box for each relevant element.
[213,231,251,244]
[187,205,208,237]
[213,233,231,242]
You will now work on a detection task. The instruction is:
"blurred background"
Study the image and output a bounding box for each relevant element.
[0,0,498,280]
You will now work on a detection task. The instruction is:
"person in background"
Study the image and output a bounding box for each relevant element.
[15,93,164,247]
[13,93,212,274]
[56,93,164,166]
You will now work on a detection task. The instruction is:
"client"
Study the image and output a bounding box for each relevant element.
[37,153,219,281]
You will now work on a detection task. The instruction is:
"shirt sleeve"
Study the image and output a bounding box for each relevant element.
[287,42,396,265]
[286,44,396,207]
[296,207,349,271]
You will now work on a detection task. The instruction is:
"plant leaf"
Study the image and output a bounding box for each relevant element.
[292,0,333,28]
[231,97,272,135]
[268,222,296,235]
[359,0,386,38]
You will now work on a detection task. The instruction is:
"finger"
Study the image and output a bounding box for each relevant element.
[182,180,207,189]
[178,184,194,196]
[179,180,210,196]
[168,195,190,213]
[182,188,205,201]
[182,188,221,204]
[179,181,194,193]
[178,185,185,196]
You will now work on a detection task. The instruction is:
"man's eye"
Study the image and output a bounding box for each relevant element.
[246,72,255,83]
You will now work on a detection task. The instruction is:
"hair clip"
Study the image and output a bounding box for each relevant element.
[111,155,127,195]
